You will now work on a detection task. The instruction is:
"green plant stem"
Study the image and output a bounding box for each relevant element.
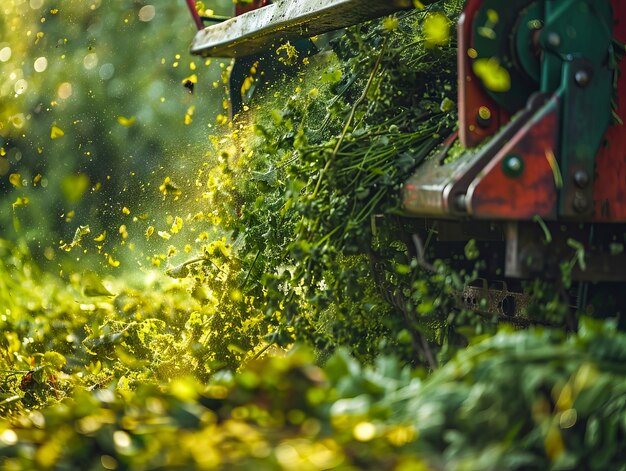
[310,36,390,201]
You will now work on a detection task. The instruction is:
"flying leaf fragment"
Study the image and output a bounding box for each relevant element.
[473,58,511,92]
[216,114,228,125]
[70,225,89,243]
[81,271,116,297]
[107,255,121,267]
[12,197,29,209]
[183,80,195,94]
[182,74,198,94]
[158,231,171,240]
[60,225,90,251]
[166,262,190,279]
[423,12,450,47]
[170,216,183,234]
[122,206,130,215]
[93,231,106,242]
[11,197,29,232]
[159,177,182,198]
[9,173,22,188]
[145,226,154,238]
[61,173,89,203]
[184,106,195,125]
[50,125,65,139]
[117,116,136,127]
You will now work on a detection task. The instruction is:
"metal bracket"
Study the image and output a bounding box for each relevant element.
[505,221,626,282]
[190,0,412,58]
[558,59,613,218]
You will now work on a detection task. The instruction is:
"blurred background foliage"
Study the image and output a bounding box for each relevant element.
[0,0,232,272]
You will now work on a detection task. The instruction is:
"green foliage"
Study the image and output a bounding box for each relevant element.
[2,318,626,470]
[165,4,482,368]
[0,238,229,410]
[0,0,231,270]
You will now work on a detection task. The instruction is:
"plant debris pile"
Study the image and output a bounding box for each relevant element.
[167,2,481,372]
[2,276,625,471]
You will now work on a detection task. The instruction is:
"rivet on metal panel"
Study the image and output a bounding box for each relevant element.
[574,69,591,87]
[573,170,590,188]
[476,106,492,129]
[547,32,561,48]
[502,155,525,178]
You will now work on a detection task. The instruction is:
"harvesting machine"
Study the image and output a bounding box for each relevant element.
[185,0,626,318]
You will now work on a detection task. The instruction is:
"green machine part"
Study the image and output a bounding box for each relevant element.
[471,0,615,218]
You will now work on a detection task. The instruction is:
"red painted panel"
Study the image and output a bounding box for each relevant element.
[458,0,510,148]
[186,0,204,30]
[467,98,560,219]
[235,0,271,17]
[593,0,626,222]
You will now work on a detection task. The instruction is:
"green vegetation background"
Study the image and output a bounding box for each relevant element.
[0,0,231,271]
[1,1,626,470]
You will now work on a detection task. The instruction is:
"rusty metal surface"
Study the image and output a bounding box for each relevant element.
[190,0,412,58]
[461,281,532,321]
[465,95,559,219]
[458,0,510,148]
[593,0,626,222]
[402,94,547,218]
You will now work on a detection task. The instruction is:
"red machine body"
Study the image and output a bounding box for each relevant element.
[453,0,626,223]
[235,0,271,16]
[596,0,626,221]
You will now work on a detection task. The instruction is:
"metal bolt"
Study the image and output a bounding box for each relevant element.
[547,32,561,48]
[574,170,589,188]
[502,155,525,178]
[573,192,589,213]
[476,106,492,129]
[575,69,591,87]
[506,157,522,173]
